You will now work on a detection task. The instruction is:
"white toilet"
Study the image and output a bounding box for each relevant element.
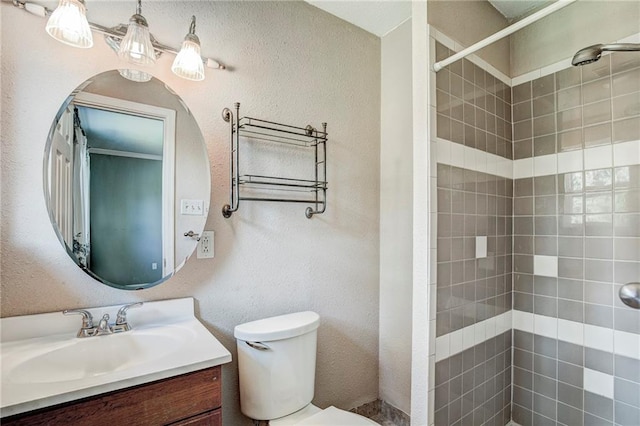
[234,311,378,425]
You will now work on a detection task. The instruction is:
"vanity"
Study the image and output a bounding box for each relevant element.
[1,64,227,424]
[1,298,232,425]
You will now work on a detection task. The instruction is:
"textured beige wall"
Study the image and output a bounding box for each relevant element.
[380,19,413,415]
[428,0,511,76]
[511,0,640,76]
[0,2,381,425]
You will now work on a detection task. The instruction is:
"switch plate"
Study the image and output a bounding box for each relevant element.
[197,231,214,259]
[181,199,204,216]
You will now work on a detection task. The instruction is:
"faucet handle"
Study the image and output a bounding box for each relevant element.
[116,302,143,325]
[63,309,96,337]
[63,309,94,329]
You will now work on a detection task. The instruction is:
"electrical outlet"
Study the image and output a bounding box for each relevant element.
[197,231,214,259]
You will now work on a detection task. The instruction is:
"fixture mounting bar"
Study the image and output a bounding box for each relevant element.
[432,0,577,72]
[10,0,225,70]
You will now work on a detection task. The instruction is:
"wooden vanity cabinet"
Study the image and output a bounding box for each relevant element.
[4,366,222,426]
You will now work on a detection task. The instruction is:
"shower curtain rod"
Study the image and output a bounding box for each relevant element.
[432,0,578,72]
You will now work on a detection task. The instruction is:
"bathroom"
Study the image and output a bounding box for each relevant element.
[1,0,639,425]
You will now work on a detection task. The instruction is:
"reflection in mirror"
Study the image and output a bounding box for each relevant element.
[45,71,210,290]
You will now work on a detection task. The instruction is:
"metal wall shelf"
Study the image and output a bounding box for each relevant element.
[221,103,328,219]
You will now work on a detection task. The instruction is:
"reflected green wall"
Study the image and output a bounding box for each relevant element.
[89,155,162,285]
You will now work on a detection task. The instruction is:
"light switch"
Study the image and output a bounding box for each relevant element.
[476,236,487,258]
[181,199,204,216]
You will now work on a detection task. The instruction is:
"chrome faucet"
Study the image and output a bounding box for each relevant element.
[112,302,143,333]
[96,314,113,336]
[63,309,96,338]
[63,302,143,338]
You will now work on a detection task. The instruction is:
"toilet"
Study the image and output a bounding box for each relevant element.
[234,311,378,425]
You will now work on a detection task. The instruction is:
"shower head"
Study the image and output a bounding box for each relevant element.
[572,43,640,66]
[572,44,604,66]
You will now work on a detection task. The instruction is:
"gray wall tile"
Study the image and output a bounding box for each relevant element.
[614,379,640,408]
[615,355,640,384]
[558,341,584,366]
[614,308,640,334]
[557,361,583,388]
[584,347,614,375]
[615,401,640,426]
[557,299,584,322]
[534,373,558,399]
[584,391,613,421]
[584,303,614,328]
[558,382,583,410]
[534,354,557,379]
[534,393,557,420]
[583,412,612,426]
[557,402,584,426]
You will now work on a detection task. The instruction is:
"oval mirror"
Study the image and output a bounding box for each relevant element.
[44,70,210,290]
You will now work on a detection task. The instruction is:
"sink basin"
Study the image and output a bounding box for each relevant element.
[6,327,191,385]
[1,298,233,418]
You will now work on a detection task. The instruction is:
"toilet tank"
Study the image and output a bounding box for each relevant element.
[234,311,320,421]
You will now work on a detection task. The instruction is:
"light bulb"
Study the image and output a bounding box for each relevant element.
[118,2,156,67]
[45,0,93,48]
[171,16,205,81]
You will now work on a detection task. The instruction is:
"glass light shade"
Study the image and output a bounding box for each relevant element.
[118,68,152,83]
[45,0,93,48]
[118,16,156,66]
[172,40,205,81]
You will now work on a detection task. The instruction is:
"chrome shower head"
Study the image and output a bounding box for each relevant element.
[571,44,603,66]
[572,43,640,66]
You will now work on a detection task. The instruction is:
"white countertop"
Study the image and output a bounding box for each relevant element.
[0,297,232,418]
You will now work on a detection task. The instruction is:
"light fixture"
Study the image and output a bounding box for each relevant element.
[118,0,155,67]
[12,0,226,82]
[171,16,205,82]
[118,68,153,83]
[45,0,93,48]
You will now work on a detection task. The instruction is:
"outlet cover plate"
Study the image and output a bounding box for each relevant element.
[197,231,214,259]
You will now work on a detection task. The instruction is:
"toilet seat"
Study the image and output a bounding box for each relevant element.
[294,406,378,425]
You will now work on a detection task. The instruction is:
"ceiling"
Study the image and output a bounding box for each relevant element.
[305,0,552,37]
[488,0,551,21]
[305,1,411,37]
[77,106,164,156]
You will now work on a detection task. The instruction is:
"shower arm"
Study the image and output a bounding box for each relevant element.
[599,43,640,52]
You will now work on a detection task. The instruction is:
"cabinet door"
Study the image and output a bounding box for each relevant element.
[3,367,221,426]
[169,409,221,426]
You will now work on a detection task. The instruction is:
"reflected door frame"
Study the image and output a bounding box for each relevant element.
[73,92,176,277]
[49,106,74,244]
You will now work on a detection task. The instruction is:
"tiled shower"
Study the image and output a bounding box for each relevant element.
[433,39,640,426]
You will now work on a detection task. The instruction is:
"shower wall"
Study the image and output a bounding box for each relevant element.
[434,40,514,425]
[510,54,640,426]
[434,32,640,426]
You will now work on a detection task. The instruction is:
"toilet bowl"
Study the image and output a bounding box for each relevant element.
[234,312,378,425]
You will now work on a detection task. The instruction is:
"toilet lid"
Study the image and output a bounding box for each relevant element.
[296,406,378,425]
